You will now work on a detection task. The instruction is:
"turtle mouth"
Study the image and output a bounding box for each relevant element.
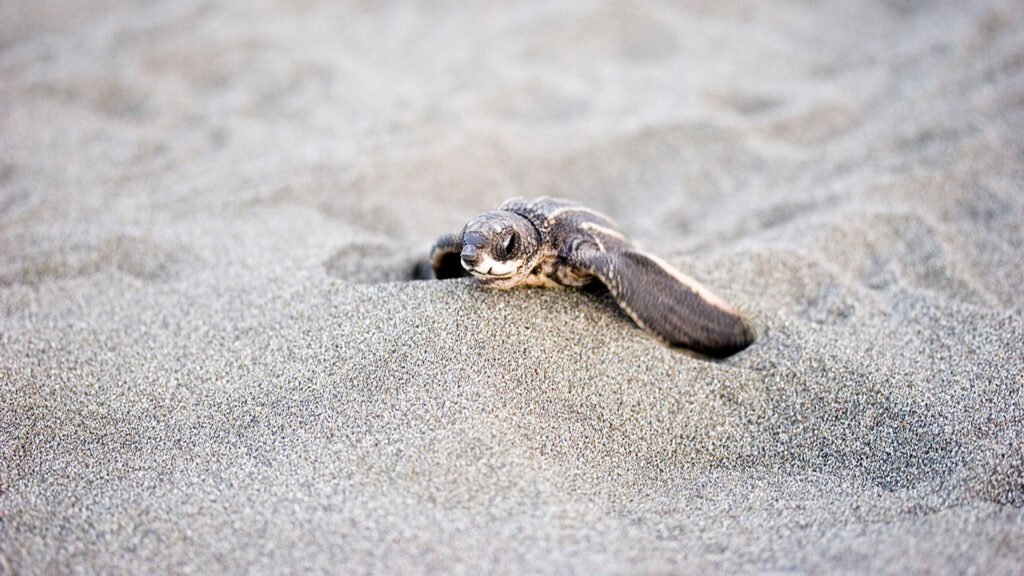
[467,267,513,279]
[461,254,516,278]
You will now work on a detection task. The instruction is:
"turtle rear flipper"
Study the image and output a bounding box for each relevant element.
[430,233,470,279]
[579,249,754,357]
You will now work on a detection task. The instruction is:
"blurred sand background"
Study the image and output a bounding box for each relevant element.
[2,0,1023,573]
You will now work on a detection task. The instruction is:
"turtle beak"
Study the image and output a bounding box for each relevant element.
[460,232,486,270]
[460,244,480,268]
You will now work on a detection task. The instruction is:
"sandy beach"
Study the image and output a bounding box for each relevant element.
[2,1,1023,574]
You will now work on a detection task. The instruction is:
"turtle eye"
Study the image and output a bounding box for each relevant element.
[501,233,516,259]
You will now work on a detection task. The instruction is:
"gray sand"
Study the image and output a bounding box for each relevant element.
[2,1,1023,574]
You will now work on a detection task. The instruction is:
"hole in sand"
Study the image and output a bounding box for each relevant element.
[323,241,432,284]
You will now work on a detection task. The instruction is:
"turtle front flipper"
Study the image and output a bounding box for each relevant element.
[576,248,754,357]
[430,233,470,279]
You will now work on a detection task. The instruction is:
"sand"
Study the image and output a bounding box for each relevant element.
[2,0,1023,574]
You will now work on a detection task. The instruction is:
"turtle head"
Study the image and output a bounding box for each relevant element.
[459,210,540,288]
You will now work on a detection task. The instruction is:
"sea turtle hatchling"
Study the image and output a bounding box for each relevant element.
[429,197,754,357]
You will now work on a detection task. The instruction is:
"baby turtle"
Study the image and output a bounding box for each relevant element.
[430,197,754,357]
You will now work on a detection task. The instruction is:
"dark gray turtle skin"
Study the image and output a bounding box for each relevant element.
[430,197,754,357]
